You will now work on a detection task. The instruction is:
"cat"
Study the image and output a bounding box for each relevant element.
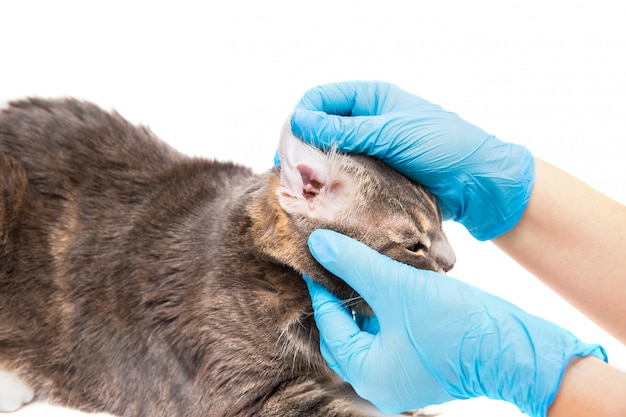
[0,98,455,417]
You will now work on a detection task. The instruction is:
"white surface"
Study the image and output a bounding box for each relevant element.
[0,370,34,412]
[1,1,625,416]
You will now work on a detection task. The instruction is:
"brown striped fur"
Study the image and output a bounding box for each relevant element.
[0,98,454,416]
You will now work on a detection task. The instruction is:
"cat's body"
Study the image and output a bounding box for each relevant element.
[0,98,455,416]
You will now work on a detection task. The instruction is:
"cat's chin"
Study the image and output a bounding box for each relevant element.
[311,274,375,317]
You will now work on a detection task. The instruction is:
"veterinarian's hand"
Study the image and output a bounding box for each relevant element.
[305,229,606,417]
[290,81,534,241]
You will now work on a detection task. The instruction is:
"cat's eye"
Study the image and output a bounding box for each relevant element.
[404,242,426,253]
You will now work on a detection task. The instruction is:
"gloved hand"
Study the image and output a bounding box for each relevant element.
[305,229,606,417]
[290,81,535,241]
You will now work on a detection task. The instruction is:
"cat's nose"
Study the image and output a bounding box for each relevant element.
[431,236,456,273]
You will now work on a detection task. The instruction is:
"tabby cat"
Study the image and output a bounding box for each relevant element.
[0,98,455,416]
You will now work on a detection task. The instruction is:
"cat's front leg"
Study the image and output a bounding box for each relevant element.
[0,368,35,412]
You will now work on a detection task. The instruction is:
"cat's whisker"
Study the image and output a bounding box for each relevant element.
[0,99,452,416]
[300,296,363,321]
[342,298,364,308]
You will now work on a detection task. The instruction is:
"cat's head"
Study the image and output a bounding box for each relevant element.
[270,119,455,314]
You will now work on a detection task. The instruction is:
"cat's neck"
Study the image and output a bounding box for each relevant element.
[240,171,304,264]
[234,171,338,292]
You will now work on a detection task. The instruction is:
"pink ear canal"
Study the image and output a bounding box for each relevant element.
[296,163,324,200]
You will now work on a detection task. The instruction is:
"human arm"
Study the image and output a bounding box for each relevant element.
[494,158,626,344]
[304,229,608,417]
[291,81,626,343]
[548,355,626,417]
[290,81,534,241]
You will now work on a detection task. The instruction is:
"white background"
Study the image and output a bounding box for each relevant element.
[1,1,625,416]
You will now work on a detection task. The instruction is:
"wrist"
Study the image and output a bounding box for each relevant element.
[449,139,535,241]
[548,356,626,417]
[486,311,606,417]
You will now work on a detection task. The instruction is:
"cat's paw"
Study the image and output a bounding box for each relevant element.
[403,405,444,416]
[0,369,35,412]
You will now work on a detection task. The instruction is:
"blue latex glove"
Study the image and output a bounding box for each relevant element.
[305,229,606,417]
[290,81,535,241]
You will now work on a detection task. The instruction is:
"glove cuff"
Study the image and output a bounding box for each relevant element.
[442,139,535,241]
[521,339,606,417]
[491,312,607,417]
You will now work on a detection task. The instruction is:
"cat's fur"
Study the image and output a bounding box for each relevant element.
[0,98,455,416]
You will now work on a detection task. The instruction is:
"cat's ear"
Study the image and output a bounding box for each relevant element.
[278,121,328,202]
[276,119,354,221]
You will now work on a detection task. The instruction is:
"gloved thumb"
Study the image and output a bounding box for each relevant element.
[290,109,382,155]
[303,275,371,382]
[307,229,416,318]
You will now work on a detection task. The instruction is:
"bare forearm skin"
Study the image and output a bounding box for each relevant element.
[495,158,626,344]
[495,158,626,415]
[548,356,626,417]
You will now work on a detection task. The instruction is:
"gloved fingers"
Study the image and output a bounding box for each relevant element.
[304,276,375,381]
[273,149,280,167]
[320,330,378,389]
[304,275,362,341]
[319,339,348,381]
[307,229,428,317]
[290,109,389,155]
[355,312,380,335]
[294,81,394,115]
